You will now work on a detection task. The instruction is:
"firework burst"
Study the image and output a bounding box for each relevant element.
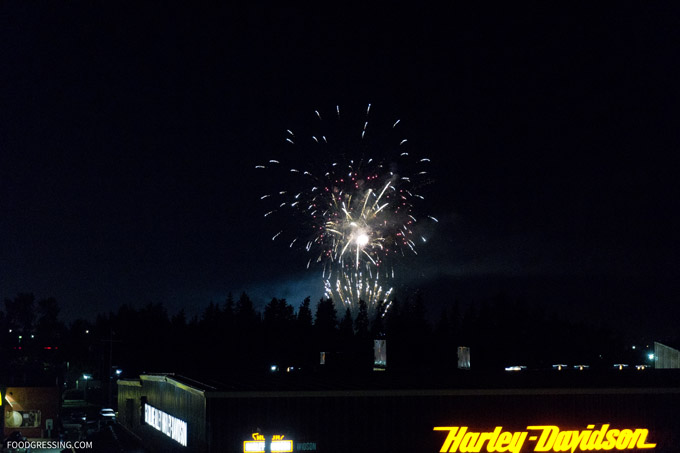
[257,104,436,315]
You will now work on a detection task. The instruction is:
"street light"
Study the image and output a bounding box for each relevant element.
[82,374,92,402]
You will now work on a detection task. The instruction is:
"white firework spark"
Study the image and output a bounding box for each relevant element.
[257,105,434,315]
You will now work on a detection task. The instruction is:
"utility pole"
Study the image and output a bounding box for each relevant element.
[101,330,121,408]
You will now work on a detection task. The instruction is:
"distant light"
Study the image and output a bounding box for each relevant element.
[552,364,568,371]
[636,365,647,370]
[30,334,34,339]
[244,440,294,453]
[632,345,636,350]
[83,374,92,380]
[8,329,11,333]
[85,330,89,334]
[648,353,655,360]
[504,366,526,372]
[270,365,278,372]
[115,369,123,376]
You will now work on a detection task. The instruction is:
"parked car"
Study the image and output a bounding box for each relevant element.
[2,431,31,453]
[99,408,116,424]
[62,411,87,432]
[69,411,87,423]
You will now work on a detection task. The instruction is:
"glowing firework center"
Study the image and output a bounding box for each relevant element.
[354,229,370,248]
[324,179,408,312]
[258,105,435,315]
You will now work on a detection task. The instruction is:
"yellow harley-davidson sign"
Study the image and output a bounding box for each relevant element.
[433,424,655,453]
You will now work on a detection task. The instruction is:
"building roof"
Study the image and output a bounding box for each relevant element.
[122,368,680,399]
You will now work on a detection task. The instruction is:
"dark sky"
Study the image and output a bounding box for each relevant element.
[1,4,678,339]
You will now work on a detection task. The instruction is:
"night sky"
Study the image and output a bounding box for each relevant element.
[1,4,679,339]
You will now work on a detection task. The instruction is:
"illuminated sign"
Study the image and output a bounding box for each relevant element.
[244,433,293,453]
[434,425,655,452]
[374,340,386,367]
[144,404,187,447]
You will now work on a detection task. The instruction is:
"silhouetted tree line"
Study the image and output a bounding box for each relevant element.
[0,291,667,391]
[0,293,68,385]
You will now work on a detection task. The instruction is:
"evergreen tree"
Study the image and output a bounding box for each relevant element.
[36,296,65,345]
[264,298,295,326]
[351,299,373,371]
[297,296,313,329]
[171,309,187,331]
[235,292,258,324]
[314,298,337,332]
[234,292,262,370]
[201,301,222,326]
[223,293,235,322]
[220,293,236,359]
[263,298,295,365]
[355,300,370,339]
[339,307,354,340]
[5,293,36,333]
[314,298,338,353]
[295,297,314,368]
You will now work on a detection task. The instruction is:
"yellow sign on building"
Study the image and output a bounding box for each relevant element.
[434,425,655,452]
[244,433,293,453]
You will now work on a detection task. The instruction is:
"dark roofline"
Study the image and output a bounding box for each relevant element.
[133,368,680,396]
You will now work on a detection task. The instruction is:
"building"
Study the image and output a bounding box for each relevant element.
[2,386,61,439]
[117,371,680,453]
[654,342,680,369]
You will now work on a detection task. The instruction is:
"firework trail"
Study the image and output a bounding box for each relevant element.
[257,104,436,315]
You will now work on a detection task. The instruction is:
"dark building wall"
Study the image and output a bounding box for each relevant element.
[117,379,143,429]
[3,386,60,438]
[118,375,207,453]
[206,389,680,453]
[120,374,680,453]
[655,342,680,368]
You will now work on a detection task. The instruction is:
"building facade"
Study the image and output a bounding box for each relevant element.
[2,386,60,439]
[118,373,680,453]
